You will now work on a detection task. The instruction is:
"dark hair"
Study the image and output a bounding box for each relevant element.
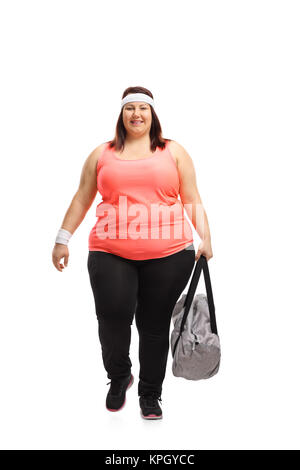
[108,86,170,152]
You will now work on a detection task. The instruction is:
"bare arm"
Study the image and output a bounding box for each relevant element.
[58,144,104,235]
[52,143,104,271]
[170,141,213,260]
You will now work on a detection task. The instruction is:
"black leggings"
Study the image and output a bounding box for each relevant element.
[87,244,195,398]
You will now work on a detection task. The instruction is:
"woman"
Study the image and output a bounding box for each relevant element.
[52,86,213,420]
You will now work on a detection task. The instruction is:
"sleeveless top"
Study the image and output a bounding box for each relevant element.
[88,140,194,260]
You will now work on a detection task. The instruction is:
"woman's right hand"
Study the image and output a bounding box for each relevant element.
[52,243,69,272]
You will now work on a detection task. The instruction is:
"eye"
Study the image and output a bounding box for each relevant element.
[125,106,148,110]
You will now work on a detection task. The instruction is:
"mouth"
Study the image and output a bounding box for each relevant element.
[130,120,144,125]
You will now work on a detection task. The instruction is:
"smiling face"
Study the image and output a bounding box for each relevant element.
[122,101,152,136]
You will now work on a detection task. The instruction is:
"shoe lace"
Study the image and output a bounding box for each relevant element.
[142,394,162,408]
[106,380,124,396]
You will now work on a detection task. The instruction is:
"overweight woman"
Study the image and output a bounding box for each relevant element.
[52,86,213,420]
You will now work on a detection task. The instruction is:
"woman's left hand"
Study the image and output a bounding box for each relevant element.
[195,239,213,261]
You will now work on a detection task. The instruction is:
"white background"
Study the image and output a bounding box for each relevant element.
[0,0,299,450]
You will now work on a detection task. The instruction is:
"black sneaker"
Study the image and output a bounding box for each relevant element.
[139,394,163,420]
[106,374,134,411]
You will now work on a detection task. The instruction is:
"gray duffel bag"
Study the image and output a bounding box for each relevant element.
[170,255,221,380]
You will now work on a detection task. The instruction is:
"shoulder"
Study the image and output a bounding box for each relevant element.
[94,141,109,158]
[167,140,193,167]
[86,142,109,172]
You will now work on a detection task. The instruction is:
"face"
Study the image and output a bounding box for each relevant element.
[122,101,152,136]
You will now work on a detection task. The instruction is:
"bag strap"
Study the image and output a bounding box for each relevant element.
[172,255,218,356]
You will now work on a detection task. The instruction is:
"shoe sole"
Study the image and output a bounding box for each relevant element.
[106,374,134,412]
[140,410,163,420]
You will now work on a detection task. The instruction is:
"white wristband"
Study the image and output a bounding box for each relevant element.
[55,228,72,245]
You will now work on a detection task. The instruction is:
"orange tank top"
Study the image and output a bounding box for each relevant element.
[88,140,194,260]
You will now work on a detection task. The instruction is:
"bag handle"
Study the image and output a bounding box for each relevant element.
[172,255,218,356]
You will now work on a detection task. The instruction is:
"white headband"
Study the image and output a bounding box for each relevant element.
[121,93,155,109]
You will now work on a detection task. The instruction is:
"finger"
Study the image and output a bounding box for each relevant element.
[57,260,64,271]
[53,258,62,271]
[64,255,69,267]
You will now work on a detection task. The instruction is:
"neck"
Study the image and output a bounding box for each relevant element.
[124,134,151,149]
